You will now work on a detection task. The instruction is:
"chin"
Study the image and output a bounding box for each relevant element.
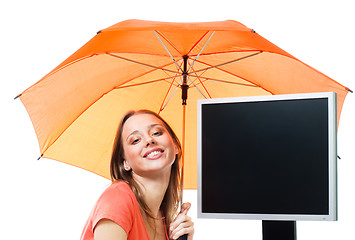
[135,161,173,177]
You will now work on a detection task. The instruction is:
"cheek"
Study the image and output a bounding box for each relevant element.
[123,145,140,163]
[123,150,139,170]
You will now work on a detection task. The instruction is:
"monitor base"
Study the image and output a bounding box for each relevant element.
[262,220,296,240]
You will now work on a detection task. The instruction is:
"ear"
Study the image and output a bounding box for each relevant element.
[123,160,132,171]
[174,143,180,156]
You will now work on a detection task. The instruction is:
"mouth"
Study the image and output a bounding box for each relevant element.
[143,148,164,159]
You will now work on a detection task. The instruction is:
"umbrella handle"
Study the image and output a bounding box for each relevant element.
[177,234,188,240]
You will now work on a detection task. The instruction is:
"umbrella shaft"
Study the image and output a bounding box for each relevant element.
[181,81,189,105]
[181,55,189,105]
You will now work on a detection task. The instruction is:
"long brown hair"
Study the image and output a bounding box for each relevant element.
[110,109,182,229]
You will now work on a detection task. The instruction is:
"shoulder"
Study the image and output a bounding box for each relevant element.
[81,181,145,240]
[103,181,134,197]
[97,181,136,209]
[92,181,139,233]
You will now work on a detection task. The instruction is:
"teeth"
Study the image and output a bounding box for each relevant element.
[147,151,161,158]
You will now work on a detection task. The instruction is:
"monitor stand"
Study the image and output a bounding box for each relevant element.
[262,220,297,240]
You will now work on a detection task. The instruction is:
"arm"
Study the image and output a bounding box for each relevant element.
[94,219,127,240]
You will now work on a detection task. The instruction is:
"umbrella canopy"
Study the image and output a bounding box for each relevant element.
[18,19,350,189]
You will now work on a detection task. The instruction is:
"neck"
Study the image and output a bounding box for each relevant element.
[133,170,171,216]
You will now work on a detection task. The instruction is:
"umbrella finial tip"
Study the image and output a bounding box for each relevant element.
[14,94,22,100]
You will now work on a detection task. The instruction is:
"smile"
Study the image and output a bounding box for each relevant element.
[144,148,164,159]
[147,151,161,157]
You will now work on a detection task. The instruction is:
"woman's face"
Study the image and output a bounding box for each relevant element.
[121,113,178,178]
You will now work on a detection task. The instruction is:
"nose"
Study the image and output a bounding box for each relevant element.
[145,136,156,147]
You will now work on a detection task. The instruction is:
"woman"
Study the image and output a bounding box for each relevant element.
[81,110,194,240]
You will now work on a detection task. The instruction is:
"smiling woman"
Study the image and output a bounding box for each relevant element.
[122,117,178,176]
[80,110,194,240]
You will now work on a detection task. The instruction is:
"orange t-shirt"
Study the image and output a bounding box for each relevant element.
[80,181,166,240]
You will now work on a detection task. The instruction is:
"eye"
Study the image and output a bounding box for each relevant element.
[151,126,164,137]
[152,131,163,136]
[130,137,141,145]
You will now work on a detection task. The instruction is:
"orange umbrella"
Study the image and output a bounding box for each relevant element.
[17,19,350,189]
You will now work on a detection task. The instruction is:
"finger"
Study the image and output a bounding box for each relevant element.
[170,203,191,231]
[170,220,194,240]
[171,227,193,240]
[170,221,194,239]
[170,216,193,237]
[179,202,191,215]
[170,202,193,238]
[170,213,190,232]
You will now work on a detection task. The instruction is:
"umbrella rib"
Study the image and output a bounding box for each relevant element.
[107,53,179,74]
[160,60,187,111]
[193,76,260,88]
[160,84,181,112]
[186,76,208,99]
[187,31,215,73]
[159,74,180,114]
[115,76,181,89]
[40,77,180,156]
[153,30,184,73]
[186,31,210,56]
[191,53,276,93]
[154,30,183,56]
[188,67,212,98]
[190,51,263,74]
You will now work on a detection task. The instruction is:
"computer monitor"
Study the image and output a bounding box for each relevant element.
[197,92,337,222]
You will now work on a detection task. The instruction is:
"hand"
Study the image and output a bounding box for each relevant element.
[169,202,194,240]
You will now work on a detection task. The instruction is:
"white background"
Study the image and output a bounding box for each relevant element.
[1,0,354,239]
